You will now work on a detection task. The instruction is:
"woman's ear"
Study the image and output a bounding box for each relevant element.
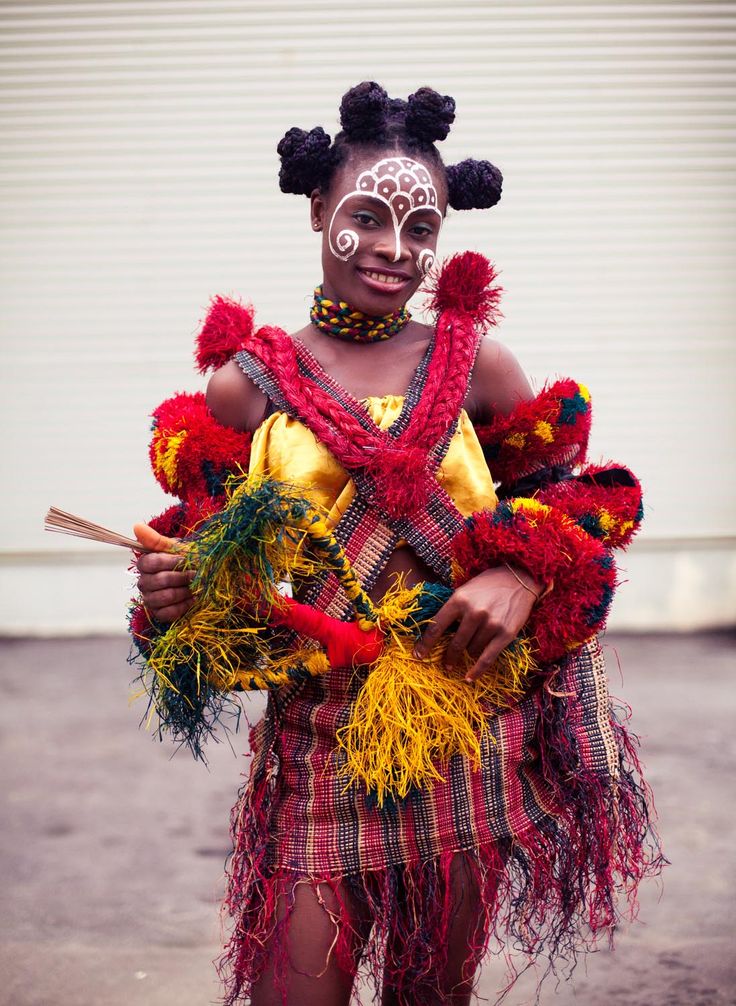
[310,190,325,232]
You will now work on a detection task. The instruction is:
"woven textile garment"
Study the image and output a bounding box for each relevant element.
[218,327,662,1004]
[248,394,507,873]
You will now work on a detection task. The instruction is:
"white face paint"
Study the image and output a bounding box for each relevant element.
[328,157,443,267]
[417,249,436,277]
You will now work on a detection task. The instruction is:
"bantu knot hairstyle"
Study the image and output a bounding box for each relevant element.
[405,87,456,144]
[339,80,391,142]
[277,126,337,196]
[447,159,503,210]
[277,81,503,212]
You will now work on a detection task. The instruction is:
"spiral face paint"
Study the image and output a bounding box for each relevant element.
[328,157,443,270]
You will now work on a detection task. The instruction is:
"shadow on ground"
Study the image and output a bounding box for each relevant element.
[1,632,734,1005]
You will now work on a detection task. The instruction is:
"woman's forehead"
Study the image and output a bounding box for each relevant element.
[332,150,445,200]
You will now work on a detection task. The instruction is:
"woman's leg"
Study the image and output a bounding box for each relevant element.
[382,851,500,1006]
[250,876,373,1006]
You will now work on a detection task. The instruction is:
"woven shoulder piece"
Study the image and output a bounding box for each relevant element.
[149,391,252,502]
[536,462,644,549]
[475,379,591,489]
[451,498,617,665]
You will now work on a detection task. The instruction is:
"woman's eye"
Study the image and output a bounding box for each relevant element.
[410,224,434,238]
[353,212,379,226]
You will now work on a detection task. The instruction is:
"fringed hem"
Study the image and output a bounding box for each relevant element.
[218,699,665,1005]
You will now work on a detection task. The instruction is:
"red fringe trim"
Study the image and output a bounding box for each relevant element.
[218,691,664,1005]
[149,391,251,500]
[474,378,591,487]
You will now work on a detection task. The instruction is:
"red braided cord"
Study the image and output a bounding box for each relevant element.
[251,326,378,465]
[245,311,479,475]
[399,309,479,451]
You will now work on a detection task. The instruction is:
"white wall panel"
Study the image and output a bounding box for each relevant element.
[1,0,734,632]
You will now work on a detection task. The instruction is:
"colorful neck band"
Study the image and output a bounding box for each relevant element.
[310,286,411,343]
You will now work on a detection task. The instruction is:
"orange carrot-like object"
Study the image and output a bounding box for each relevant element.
[133,522,184,555]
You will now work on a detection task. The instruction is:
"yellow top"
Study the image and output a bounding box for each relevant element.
[248,394,497,529]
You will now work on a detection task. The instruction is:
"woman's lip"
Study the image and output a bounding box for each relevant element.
[357,269,413,294]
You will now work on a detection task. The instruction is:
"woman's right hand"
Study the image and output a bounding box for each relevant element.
[136,550,195,624]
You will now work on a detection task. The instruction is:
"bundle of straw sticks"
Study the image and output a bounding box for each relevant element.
[44,507,152,553]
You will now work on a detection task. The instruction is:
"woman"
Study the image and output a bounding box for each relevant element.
[133,82,662,1006]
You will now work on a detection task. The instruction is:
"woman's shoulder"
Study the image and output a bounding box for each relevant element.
[466,337,534,424]
[206,359,269,432]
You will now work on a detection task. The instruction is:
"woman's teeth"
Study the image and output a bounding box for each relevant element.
[364,271,405,285]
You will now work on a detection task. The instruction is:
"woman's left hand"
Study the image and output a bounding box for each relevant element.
[413,565,541,683]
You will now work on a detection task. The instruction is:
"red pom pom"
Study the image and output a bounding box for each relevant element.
[149,391,251,499]
[426,251,503,329]
[196,296,255,374]
[367,445,435,519]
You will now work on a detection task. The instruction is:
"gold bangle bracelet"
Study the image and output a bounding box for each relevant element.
[503,562,549,603]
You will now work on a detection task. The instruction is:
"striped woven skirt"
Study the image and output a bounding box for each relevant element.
[220,637,663,1003]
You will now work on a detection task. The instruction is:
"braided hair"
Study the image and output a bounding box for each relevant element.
[276,81,502,212]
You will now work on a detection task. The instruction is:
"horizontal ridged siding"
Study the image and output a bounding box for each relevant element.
[1,0,734,629]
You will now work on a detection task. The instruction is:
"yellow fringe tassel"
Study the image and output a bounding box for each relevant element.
[336,632,538,807]
[140,476,540,791]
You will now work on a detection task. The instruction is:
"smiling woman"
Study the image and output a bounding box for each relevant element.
[321,154,443,278]
[131,81,662,1006]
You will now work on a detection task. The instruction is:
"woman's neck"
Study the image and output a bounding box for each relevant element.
[291,320,435,402]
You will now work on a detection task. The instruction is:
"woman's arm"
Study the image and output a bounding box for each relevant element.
[466,336,534,424]
[205,359,269,432]
[425,351,642,677]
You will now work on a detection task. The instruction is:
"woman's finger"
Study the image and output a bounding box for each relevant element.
[443,612,484,668]
[133,522,182,554]
[137,569,194,592]
[465,621,500,660]
[465,630,514,683]
[136,551,186,574]
[148,599,194,624]
[140,586,193,609]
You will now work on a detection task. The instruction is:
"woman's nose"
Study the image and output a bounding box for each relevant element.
[373,227,410,264]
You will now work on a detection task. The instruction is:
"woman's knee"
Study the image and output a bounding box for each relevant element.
[381,851,503,1006]
[250,876,371,1006]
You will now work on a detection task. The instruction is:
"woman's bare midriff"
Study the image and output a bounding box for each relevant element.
[369,544,437,603]
[291,544,437,608]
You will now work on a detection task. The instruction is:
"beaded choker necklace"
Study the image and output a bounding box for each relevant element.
[310,286,411,343]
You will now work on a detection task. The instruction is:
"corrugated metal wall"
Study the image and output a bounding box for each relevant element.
[1,0,734,632]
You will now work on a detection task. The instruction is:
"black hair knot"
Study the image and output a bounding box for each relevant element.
[277,126,335,195]
[405,88,456,145]
[339,81,391,143]
[446,159,503,210]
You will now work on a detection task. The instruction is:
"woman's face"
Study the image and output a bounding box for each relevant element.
[311,150,446,315]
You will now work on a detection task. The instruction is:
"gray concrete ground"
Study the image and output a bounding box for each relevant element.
[1,633,734,1006]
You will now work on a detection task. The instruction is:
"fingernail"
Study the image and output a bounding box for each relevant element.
[413,647,426,659]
